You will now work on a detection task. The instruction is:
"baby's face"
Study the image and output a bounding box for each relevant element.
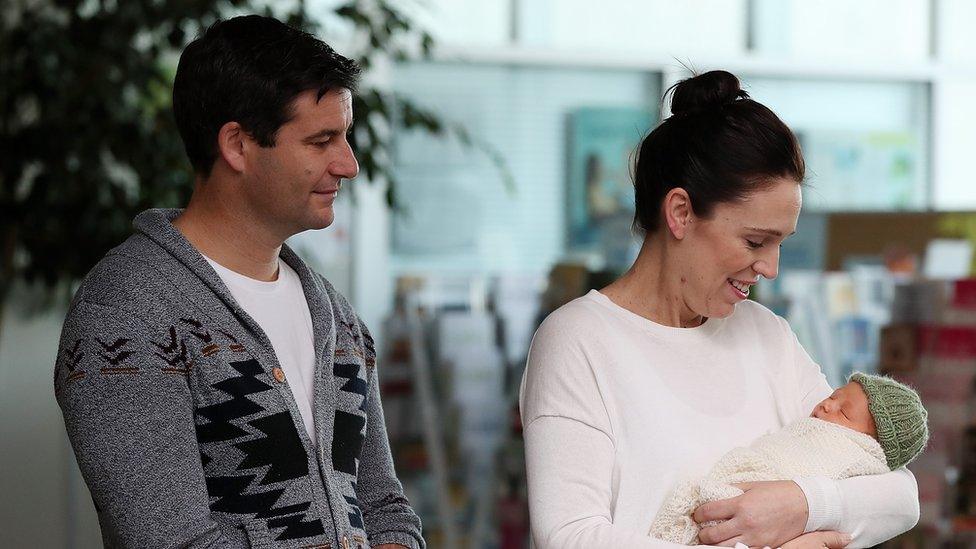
[811,381,877,439]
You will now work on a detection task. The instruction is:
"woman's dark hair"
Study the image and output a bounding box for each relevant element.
[633,70,804,233]
[173,15,361,177]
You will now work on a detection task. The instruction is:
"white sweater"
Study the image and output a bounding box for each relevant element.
[519,290,920,549]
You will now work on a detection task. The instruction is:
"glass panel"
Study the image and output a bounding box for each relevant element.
[744,77,929,211]
[391,62,659,274]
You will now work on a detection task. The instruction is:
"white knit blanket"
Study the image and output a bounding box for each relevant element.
[648,417,889,544]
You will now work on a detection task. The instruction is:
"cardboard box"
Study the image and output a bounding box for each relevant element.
[879,324,919,374]
[825,211,976,272]
[952,279,976,309]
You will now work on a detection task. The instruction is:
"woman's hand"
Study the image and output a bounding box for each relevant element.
[780,531,853,549]
[694,480,808,547]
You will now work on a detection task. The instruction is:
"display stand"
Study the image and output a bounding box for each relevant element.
[403,297,460,548]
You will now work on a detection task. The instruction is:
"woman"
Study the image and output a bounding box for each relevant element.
[519,71,920,548]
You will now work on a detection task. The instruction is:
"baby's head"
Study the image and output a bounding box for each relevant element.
[811,372,929,469]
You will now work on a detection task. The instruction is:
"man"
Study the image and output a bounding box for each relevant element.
[54,15,423,548]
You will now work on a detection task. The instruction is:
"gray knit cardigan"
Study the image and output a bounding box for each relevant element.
[54,208,424,549]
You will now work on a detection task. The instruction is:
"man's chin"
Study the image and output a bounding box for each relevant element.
[299,205,335,231]
[309,211,335,231]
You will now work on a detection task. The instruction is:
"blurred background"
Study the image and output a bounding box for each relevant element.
[4,0,976,547]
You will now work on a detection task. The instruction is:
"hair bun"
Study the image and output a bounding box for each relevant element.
[670,70,748,115]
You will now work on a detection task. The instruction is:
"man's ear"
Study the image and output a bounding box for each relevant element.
[216,121,248,174]
[662,187,694,240]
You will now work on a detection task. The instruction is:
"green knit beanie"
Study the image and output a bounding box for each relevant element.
[849,372,929,470]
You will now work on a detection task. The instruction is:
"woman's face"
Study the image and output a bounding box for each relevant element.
[679,178,802,320]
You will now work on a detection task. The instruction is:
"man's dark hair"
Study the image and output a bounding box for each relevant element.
[173,15,361,177]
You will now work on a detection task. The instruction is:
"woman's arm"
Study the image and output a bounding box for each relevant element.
[524,416,719,548]
[793,470,919,549]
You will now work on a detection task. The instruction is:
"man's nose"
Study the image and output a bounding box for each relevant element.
[330,140,359,180]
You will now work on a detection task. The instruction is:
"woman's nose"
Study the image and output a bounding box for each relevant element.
[753,250,780,280]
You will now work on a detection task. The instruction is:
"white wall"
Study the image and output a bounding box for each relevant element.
[936,0,976,64]
[932,0,976,210]
[752,0,930,62]
[518,0,747,57]
[0,294,101,547]
[933,79,976,210]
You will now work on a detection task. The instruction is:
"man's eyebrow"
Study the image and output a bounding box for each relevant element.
[303,125,353,141]
[744,227,796,237]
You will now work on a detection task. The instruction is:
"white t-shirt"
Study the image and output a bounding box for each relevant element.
[204,255,317,446]
[519,290,919,548]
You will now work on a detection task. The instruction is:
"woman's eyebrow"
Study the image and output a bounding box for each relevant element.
[744,226,796,237]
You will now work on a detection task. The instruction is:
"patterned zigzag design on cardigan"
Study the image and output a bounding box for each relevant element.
[63,339,85,371]
[54,338,88,392]
[206,475,324,540]
[235,412,309,485]
[180,317,213,343]
[152,326,191,370]
[96,337,134,365]
[345,483,364,529]
[195,359,270,443]
[257,501,327,541]
[332,361,368,476]
[206,474,282,515]
[195,358,322,541]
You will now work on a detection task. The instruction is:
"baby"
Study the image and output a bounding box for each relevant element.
[649,372,929,545]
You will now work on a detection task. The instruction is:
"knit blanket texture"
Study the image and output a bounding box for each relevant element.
[648,417,889,544]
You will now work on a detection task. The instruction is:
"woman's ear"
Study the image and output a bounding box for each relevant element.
[216,121,248,174]
[662,187,693,240]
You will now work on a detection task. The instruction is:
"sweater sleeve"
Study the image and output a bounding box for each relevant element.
[53,300,234,547]
[519,315,721,549]
[354,318,425,549]
[783,318,920,546]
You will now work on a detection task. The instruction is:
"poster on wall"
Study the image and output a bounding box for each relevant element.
[797,130,922,211]
[567,107,652,265]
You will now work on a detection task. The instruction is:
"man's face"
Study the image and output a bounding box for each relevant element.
[243,88,358,237]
